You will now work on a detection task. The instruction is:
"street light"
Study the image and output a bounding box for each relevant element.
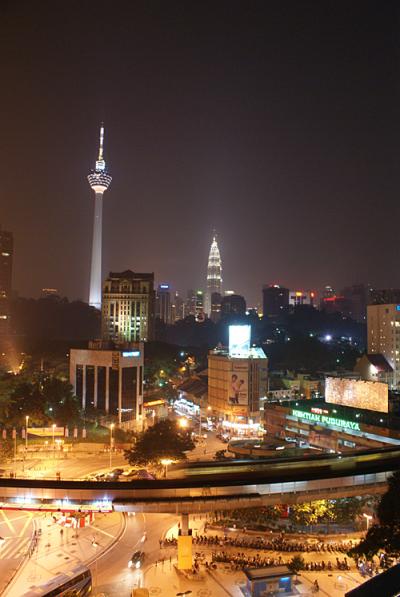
[160,458,173,478]
[363,513,372,531]
[109,424,115,469]
[52,423,56,457]
[25,415,29,454]
[178,417,188,429]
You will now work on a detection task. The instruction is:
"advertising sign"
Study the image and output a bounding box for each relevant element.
[27,427,64,437]
[292,409,360,431]
[325,377,388,414]
[228,365,248,406]
[229,325,251,357]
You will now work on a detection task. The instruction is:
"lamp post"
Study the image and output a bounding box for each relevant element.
[25,415,29,453]
[52,423,56,457]
[109,424,115,469]
[363,513,372,531]
[160,458,173,478]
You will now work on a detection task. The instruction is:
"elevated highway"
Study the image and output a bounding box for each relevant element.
[0,446,398,514]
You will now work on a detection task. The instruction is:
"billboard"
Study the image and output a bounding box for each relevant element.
[228,364,248,406]
[229,325,251,357]
[325,377,388,414]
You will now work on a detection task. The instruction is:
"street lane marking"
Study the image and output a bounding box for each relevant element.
[18,513,33,538]
[0,510,16,534]
[0,513,30,527]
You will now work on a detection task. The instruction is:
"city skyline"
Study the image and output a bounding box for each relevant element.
[1,3,399,307]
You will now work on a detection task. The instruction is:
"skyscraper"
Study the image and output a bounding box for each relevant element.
[87,125,112,310]
[205,234,222,317]
[156,283,172,324]
[0,228,13,334]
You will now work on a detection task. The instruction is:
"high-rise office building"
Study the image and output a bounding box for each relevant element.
[186,289,197,317]
[171,292,185,322]
[221,293,246,316]
[262,285,289,318]
[210,291,222,322]
[0,228,13,334]
[367,303,400,389]
[195,290,205,322]
[205,235,222,316]
[155,283,172,324]
[102,271,155,342]
[87,125,112,310]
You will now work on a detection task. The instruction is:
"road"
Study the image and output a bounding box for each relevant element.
[0,510,35,594]
[93,513,178,596]
[1,451,127,480]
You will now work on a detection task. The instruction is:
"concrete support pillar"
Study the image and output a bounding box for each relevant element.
[181,513,189,535]
[105,367,110,413]
[177,513,192,570]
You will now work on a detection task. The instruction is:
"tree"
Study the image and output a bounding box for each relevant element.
[289,500,335,526]
[124,419,195,467]
[288,554,305,575]
[348,472,400,561]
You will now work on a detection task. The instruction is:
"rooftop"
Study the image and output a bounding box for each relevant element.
[243,565,293,581]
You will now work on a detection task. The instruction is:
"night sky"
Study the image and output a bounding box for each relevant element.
[1,1,399,307]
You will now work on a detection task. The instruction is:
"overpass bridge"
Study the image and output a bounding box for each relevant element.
[0,446,398,514]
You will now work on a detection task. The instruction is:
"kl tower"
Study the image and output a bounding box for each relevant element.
[87,124,112,310]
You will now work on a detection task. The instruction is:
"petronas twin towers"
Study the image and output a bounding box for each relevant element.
[205,234,223,318]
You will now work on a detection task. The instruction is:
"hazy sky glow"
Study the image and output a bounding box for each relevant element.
[1,1,399,306]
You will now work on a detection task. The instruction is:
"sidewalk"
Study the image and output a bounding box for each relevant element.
[4,511,125,596]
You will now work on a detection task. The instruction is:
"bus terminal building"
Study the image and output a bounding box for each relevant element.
[264,401,400,451]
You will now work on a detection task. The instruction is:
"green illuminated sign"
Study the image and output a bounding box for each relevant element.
[291,409,360,431]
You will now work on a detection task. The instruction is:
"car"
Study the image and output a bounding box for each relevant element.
[128,550,145,569]
[122,468,138,477]
[136,469,156,480]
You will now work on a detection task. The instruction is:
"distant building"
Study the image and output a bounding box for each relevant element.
[262,285,289,318]
[195,290,205,322]
[320,294,352,315]
[370,288,400,305]
[354,353,393,387]
[342,284,370,322]
[0,228,13,334]
[221,293,246,316]
[289,290,316,307]
[171,292,184,322]
[205,235,222,316]
[185,289,197,317]
[210,291,222,323]
[367,303,400,389]
[102,270,155,342]
[70,340,144,424]
[155,284,172,324]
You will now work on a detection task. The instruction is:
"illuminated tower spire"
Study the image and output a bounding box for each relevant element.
[87,124,112,310]
[205,232,222,317]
